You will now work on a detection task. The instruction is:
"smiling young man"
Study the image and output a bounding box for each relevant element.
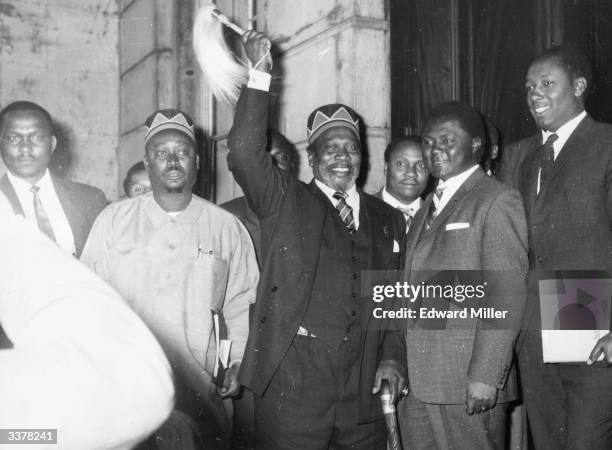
[227,30,408,449]
[81,109,259,443]
[499,46,612,450]
[376,136,429,232]
[398,101,528,450]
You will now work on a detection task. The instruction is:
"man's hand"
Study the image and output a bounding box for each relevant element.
[372,359,407,405]
[217,363,241,398]
[465,381,498,415]
[241,30,272,73]
[588,332,612,365]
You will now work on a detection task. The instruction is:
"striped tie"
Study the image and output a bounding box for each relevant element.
[333,191,355,233]
[29,185,56,242]
[426,186,446,229]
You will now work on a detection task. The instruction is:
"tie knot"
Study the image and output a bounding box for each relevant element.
[29,185,40,194]
[544,133,558,147]
[333,191,348,201]
[434,186,445,199]
[397,205,414,217]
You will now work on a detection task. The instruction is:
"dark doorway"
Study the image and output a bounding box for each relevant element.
[390,0,612,146]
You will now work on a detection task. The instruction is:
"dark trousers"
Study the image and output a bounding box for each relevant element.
[254,333,386,450]
[398,391,508,450]
[520,330,612,450]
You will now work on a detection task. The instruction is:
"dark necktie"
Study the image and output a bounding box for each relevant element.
[29,185,56,242]
[539,133,558,193]
[426,186,445,229]
[333,191,356,233]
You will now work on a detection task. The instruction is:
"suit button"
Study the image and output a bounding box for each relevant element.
[271,286,278,292]
[346,327,351,333]
[279,246,287,253]
[351,310,356,316]
[352,293,357,299]
[260,316,266,324]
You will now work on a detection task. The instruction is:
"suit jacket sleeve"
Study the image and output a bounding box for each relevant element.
[0,215,174,449]
[223,220,260,362]
[227,87,289,218]
[381,211,408,366]
[497,142,521,189]
[467,188,528,389]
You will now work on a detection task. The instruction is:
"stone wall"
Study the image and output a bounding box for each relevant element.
[0,0,120,198]
[210,0,391,203]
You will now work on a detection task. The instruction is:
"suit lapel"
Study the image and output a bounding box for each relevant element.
[404,193,430,277]
[520,146,540,215]
[299,181,327,283]
[535,116,593,207]
[422,169,485,237]
[549,116,592,182]
[0,175,24,215]
[51,176,87,255]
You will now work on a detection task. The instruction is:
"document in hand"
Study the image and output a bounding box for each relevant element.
[539,278,611,363]
[211,309,232,387]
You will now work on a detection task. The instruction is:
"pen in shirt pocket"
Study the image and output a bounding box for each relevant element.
[197,245,214,259]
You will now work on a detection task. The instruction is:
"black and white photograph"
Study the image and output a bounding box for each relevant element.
[1,1,612,449]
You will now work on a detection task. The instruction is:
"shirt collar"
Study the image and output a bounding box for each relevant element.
[144,193,199,228]
[382,187,421,213]
[434,165,479,209]
[436,164,479,194]
[542,110,586,155]
[314,178,358,204]
[6,168,52,192]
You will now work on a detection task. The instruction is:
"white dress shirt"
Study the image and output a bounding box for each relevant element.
[6,169,76,255]
[381,187,422,219]
[434,165,480,215]
[314,179,361,230]
[537,110,587,193]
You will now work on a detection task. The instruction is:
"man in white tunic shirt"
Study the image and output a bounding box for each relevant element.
[82,109,259,440]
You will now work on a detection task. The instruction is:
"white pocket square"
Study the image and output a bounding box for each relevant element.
[393,239,400,253]
[445,222,470,231]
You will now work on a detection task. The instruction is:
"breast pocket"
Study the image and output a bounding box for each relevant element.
[109,244,146,307]
[189,253,230,312]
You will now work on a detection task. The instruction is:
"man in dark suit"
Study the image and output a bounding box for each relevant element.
[499,45,612,449]
[399,102,528,449]
[375,136,429,233]
[227,31,407,449]
[0,101,107,257]
[221,128,296,448]
[222,128,297,264]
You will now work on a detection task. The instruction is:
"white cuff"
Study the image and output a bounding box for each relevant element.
[247,69,271,92]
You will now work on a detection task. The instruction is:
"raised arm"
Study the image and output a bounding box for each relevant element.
[226,31,289,218]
